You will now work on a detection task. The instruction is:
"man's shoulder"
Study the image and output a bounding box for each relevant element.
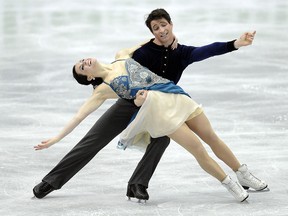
[133,40,155,55]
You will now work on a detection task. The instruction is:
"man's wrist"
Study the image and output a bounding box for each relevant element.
[227,39,238,51]
[233,39,241,49]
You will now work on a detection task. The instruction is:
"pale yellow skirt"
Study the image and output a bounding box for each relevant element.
[118,91,203,151]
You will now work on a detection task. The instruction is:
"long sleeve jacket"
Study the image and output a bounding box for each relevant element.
[132,39,237,84]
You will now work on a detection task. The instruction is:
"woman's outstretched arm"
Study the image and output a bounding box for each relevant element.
[34,84,117,150]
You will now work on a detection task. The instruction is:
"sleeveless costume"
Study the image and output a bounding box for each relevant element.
[104,58,203,150]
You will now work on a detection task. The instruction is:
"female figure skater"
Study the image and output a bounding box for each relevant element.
[34,43,267,202]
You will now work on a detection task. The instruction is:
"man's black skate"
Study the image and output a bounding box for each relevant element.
[33,181,55,198]
[126,184,149,203]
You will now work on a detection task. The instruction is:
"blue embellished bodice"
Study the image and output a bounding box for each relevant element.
[107,58,171,99]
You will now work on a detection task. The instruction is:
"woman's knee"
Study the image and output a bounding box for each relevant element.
[204,131,220,145]
[191,144,209,159]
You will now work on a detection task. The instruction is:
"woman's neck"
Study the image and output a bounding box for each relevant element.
[97,63,112,79]
[103,61,127,82]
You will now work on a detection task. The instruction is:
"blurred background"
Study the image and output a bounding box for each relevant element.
[0,0,287,215]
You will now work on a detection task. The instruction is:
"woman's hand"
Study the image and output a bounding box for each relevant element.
[171,35,178,50]
[34,137,59,150]
[134,90,148,107]
[234,31,256,49]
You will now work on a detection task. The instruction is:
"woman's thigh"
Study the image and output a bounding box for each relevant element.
[168,123,205,157]
[186,112,219,145]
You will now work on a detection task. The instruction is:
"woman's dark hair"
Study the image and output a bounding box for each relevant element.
[145,8,172,33]
[72,65,103,87]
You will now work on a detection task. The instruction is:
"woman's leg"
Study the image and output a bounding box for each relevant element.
[168,123,249,202]
[168,123,226,182]
[186,113,267,191]
[186,113,241,171]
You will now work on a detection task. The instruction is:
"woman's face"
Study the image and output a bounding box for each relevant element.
[74,58,98,80]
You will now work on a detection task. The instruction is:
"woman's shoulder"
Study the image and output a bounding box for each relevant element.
[115,49,130,60]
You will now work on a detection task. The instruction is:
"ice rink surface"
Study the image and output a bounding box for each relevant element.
[0,0,287,215]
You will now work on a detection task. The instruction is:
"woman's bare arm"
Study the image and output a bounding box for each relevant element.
[115,36,178,60]
[115,40,150,60]
[34,84,117,150]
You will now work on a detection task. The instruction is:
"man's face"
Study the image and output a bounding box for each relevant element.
[150,18,173,46]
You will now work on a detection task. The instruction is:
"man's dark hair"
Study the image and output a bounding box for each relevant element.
[72,65,103,88]
[145,8,172,32]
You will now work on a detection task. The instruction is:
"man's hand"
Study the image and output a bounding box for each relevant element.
[234,31,256,49]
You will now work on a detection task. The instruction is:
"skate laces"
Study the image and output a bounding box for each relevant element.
[237,168,268,191]
[242,171,263,186]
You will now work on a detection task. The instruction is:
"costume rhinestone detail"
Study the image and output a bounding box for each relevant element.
[109,58,169,99]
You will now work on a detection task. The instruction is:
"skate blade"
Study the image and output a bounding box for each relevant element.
[137,199,147,204]
[241,194,249,202]
[127,197,147,204]
[247,186,270,193]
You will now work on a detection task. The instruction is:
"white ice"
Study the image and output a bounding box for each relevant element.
[0,0,287,215]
